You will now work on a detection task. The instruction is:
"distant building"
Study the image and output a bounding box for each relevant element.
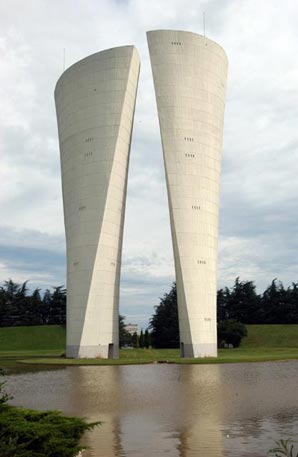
[124,323,139,336]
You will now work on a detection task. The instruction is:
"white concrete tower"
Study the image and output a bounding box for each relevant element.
[147,30,228,357]
[55,46,140,358]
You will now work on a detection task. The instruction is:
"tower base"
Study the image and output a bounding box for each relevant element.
[180,342,217,358]
[66,344,119,359]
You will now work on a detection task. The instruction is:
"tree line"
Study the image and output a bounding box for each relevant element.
[149,278,298,348]
[0,279,151,348]
[1,277,297,348]
[217,277,298,324]
[0,280,66,327]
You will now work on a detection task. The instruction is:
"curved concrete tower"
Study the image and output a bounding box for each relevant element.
[55,46,140,358]
[147,30,228,357]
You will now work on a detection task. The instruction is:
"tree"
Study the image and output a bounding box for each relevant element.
[0,280,26,326]
[0,280,67,327]
[227,277,262,324]
[42,289,52,325]
[144,329,151,348]
[119,315,132,347]
[139,329,144,348]
[217,287,230,321]
[261,279,298,324]
[23,288,43,326]
[149,283,179,348]
[217,320,247,348]
[131,331,139,348]
[286,283,298,324]
[48,286,66,325]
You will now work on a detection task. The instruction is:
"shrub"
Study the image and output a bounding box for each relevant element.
[0,369,99,457]
[268,438,298,456]
[0,406,98,457]
[217,320,247,348]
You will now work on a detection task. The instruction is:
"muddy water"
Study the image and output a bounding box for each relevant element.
[5,361,298,456]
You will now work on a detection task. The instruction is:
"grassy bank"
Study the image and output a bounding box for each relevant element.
[0,324,298,366]
[241,324,298,348]
[17,347,298,366]
[0,325,65,356]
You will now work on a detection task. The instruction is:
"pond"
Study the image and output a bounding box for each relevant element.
[5,361,298,456]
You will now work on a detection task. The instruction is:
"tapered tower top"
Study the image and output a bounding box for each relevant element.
[147,29,228,63]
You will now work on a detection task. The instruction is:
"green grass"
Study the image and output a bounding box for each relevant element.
[0,325,65,353]
[120,348,179,359]
[17,347,298,366]
[0,325,65,366]
[0,324,298,366]
[241,324,298,348]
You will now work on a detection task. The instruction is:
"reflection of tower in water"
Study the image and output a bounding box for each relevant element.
[66,366,124,457]
[56,365,226,456]
[114,365,225,457]
[176,365,225,457]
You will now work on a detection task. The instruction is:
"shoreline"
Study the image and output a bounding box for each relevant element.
[1,350,298,368]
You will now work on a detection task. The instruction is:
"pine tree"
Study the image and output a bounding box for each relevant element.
[119,315,132,346]
[149,283,179,348]
[139,329,144,348]
[131,331,139,348]
[144,329,150,348]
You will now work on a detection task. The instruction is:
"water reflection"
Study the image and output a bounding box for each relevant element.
[67,367,123,456]
[5,361,298,457]
[177,365,224,457]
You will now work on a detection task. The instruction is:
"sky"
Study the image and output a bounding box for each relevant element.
[0,0,298,329]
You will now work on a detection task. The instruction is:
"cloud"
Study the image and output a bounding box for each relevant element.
[0,0,297,328]
[0,225,65,290]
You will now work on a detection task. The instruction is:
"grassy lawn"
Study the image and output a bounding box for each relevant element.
[17,347,298,366]
[0,325,298,367]
[240,324,298,348]
[0,325,65,352]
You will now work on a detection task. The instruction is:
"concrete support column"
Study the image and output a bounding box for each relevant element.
[55,46,140,358]
[147,30,228,357]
